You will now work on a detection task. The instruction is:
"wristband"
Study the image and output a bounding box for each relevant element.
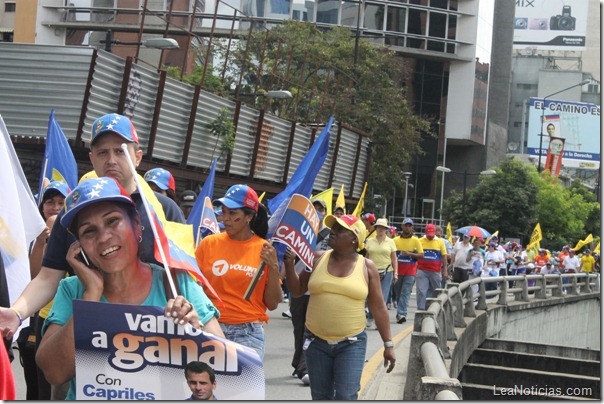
[9,308,23,326]
[384,340,394,349]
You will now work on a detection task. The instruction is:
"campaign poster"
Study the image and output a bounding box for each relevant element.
[527,97,600,169]
[73,300,264,400]
[200,196,220,237]
[513,0,588,50]
[544,137,565,177]
[271,194,321,269]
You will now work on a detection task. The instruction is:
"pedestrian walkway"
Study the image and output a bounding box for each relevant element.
[359,324,413,400]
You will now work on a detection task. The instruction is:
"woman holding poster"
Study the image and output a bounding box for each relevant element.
[195,184,281,361]
[36,178,223,400]
[283,214,396,400]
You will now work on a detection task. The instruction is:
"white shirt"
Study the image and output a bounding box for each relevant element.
[453,240,473,269]
[562,255,580,271]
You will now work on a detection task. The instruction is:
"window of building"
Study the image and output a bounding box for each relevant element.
[5,3,16,12]
[428,11,447,38]
[364,3,385,30]
[386,6,406,33]
[341,1,358,27]
[316,0,339,24]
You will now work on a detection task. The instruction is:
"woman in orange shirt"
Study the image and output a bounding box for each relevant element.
[195,184,280,360]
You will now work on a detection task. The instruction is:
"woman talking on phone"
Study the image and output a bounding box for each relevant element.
[36,178,223,399]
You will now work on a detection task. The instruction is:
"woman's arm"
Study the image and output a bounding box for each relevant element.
[366,259,396,373]
[36,319,76,385]
[390,251,398,283]
[29,227,50,278]
[260,243,282,311]
[0,267,66,339]
[282,249,311,297]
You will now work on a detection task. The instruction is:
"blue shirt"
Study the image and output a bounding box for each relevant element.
[44,264,219,400]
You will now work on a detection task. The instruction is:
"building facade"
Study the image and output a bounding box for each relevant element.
[2,0,515,220]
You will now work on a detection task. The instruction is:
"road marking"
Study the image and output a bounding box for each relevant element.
[359,324,413,394]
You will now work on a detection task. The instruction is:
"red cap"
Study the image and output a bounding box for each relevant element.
[425,223,436,236]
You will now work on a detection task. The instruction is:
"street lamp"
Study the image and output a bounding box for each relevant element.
[403,172,412,217]
[436,166,496,226]
[100,30,179,53]
[435,165,451,224]
[537,79,590,173]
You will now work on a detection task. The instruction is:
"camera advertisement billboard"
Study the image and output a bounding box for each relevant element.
[527,97,600,170]
[513,0,588,50]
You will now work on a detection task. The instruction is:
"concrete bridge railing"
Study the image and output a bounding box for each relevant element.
[404,272,600,400]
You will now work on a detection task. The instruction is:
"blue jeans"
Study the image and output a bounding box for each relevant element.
[416,269,442,310]
[304,330,367,400]
[367,271,393,320]
[395,275,415,317]
[220,322,265,360]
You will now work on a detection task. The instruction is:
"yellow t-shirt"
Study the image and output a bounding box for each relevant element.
[581,255,595,272]
[305,251,367,341]
[195,232,270,324]
[365,237,396,270]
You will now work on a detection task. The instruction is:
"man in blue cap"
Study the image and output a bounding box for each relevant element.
[0,113,185,341]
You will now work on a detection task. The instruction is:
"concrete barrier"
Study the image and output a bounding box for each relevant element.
[403,273,600,400]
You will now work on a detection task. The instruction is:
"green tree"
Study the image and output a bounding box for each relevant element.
[209,21,429,196]
[444,158,539,239]
[442,158,600,248]
[533,172,592,249]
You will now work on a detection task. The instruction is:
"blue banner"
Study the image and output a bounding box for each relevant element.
[38,109,78,200]
[73,300,264,400]
[271,194,320,269]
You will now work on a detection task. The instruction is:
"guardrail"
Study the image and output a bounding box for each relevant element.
[404,272,600,400]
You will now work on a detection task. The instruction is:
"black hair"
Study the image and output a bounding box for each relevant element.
[38,189,65,220]
[165,189,178,204]
[185,361,216,383]
[243,203,269,239]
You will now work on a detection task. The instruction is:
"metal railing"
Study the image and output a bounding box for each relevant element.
[404,272,600,400]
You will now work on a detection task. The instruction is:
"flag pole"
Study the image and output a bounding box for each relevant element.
[243,240,273,301]
[120,144,178,298]
[38,158,49,203]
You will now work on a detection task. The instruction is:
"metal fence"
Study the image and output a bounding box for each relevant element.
[0,42,370,199]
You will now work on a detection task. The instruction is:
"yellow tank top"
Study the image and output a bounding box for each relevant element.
[305,251,368,341]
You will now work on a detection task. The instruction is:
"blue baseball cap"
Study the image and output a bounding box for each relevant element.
[39,181,70,206]
[213,184,259,212]
[61,177,135,230]
[144,168,176,192]
[91,113,139,145]
[403,218,413,225]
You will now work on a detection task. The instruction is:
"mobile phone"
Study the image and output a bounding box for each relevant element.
[79,250,91,267]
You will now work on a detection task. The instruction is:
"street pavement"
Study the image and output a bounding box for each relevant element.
[10,289,418,400]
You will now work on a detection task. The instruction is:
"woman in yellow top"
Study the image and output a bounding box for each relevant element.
[195,184,280,361]
[364,218,398,328]
[284,214,395,400]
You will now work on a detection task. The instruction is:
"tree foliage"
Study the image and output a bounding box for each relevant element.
[184,21,430,195]
[441,157,599,249]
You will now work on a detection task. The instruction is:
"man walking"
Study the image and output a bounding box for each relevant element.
[416,224,447,310]
[392,218,424,323]
[451,234,473,284]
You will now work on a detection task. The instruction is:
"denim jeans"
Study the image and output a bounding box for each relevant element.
[416,269,442,310]
[367,271,393,320]
[220,322,265,360]
[394,275,415,317]
[303,330,367,400]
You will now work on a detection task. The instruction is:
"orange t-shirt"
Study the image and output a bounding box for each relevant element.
[195,232,270,324]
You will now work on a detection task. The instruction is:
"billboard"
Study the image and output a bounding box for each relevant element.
[527,97,600,170]
[513,0,588,50]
